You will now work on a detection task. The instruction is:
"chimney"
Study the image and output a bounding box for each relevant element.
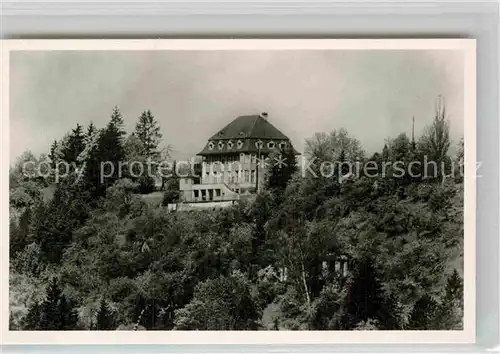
[260,112,268,120]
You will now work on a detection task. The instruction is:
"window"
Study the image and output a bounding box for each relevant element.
[251,170,256,183]
[216,189,221,197]
[251,154,257,163]
[267,141,275,149]
[244,170,250,183]
[279,141,287,150]
[227,140,234,149]
[208,141,215,150]
[218,141,224,150]
[255,140,264,149]
[237,140,244,149]
[194,190,199,198]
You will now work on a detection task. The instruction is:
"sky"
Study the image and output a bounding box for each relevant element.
[10,49,464,163]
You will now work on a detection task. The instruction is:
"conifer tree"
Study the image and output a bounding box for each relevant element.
[97,107,127,189]
[24,278,78,330]
[436,270,463,329]
[135,110,163,159]
[48,140,59,169]
[407,293,439,330]
[63,123,85,163]
[86,121,97,139]
[382,144,389,161]
[96,298,115,330]
[342,258,396,329]
[22,301,42,330]
[266,145,297,192]
[133,110,163,193]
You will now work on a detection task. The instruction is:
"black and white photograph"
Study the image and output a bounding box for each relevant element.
[2,39,476,344]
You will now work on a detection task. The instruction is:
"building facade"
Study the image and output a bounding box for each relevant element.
[179,112,299,204]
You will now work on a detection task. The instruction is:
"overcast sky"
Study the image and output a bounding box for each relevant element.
[10,50,464,162]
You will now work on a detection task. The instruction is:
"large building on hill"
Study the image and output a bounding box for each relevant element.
[178,112,299,205]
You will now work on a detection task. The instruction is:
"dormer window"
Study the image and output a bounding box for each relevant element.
[208,141,215,150]
[227,140,234,149]
[237,140,244,149]
[267,141,276,149]
[279,141,287,150]
[255,140,264,149]
[218,141,224,150]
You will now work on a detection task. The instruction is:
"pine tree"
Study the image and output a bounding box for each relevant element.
[382,144,389,161]
[96,107,127,189]
[135,110,163,159]
[86,122,96,139]
[48,140,58,169]
[266,144,297,192]
[436,270,463,329]
[22,301,42,330]
[407,293,439,330]
[342,258,396,329]
[63,123,85,163]
[96,298,115,330]
[24,278,79,330]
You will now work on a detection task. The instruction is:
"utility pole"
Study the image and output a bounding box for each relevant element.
[411,116,416,151]
[255,147,261,193]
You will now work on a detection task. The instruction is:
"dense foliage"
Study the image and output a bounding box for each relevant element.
[9,104,464,331]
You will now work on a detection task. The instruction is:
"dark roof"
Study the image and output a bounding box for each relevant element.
[209,115,288,140]
[198,114,300,156]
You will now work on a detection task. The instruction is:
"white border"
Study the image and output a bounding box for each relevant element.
[0,39,476,345]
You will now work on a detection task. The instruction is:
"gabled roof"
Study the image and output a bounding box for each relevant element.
[209,115,289,140]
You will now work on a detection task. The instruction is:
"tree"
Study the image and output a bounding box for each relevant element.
[95,298,115,330]
[162,178,180,205]
[266,145,298,193]
[382,144,389,161]
[436,269,463,329]
[48,140,59,169]
[174,273,259,330]
[418,96,451,180]
[135,110,163,159]
[86,122,97,140]
[96,107,127,189]
[105,178,144,217]
[133,110,163,192]
[342,258,397,329]
[407,293,439,330]
[63,123,85,164]
[388,133,411,162]
[123,133,156,193]
[23,278,79,330]
[304,128,365,163]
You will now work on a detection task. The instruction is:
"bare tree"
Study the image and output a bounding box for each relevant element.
[418,96,451,181]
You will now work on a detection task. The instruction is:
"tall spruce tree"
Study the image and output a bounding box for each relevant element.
[63,123,85,163]
[436,270,463,329]
[48,140,59,169]
[97,107,127,189]
[407,293,439,330]
[86,121,97,139]
[135,110,163,159]
[342,258,397,329]
[95,298,115,330]
[24,278,78,330]
[133,110,163,193]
